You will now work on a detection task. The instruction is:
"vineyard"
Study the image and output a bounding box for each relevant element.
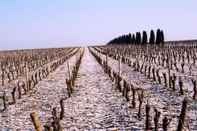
[0,44,197,130]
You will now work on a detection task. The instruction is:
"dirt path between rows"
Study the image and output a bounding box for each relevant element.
[61,48,138,130]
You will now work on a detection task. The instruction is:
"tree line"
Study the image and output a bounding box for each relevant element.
[108,29,164,45]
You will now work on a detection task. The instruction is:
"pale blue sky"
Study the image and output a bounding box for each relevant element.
[0,0,197,50]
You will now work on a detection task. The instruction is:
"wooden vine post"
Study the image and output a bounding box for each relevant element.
[25,62,29,91]
[60,99,65,120]
[106,53,108,68]
[67,61,71,80]
[118,56,122,77]
[145,102,151,130]
[30,112,43,131]
[2,91,7,111]
[177,98,188,131]
[1,62,5,86]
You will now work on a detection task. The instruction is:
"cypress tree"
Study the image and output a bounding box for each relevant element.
[160,30,165,44]
[132,34,136,44]
[156,29,161,45]
[136,32,141,45]
[149,30,155,44]
[126,34,131,44]
[142,31,148,45]
[139,32,141,44]
[135,32,138,44]
[128,33,132,44]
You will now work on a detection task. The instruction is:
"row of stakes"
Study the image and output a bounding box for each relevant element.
[102,45,196,77]
[100,47,197,100]
[30,48,84,131]
[90,47,189,131]
[0,48,77,86]
[0,49,79,112]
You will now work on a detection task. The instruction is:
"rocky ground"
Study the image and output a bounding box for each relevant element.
[97,48,197,131]
[61,48,139,130]
[0,48,196,131]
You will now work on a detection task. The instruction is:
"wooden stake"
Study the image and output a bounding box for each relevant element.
[177,98,188,131]
[1,62,5,86]
[118,56,122,76]
[145,102,151,130]
[25,62,29,92]
[162,116,172,131]
[30,112,42,131]
[67,61,71,80]
[60,99,65,120]
[2,91,7,111]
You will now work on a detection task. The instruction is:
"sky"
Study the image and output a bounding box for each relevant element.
[0,0,197,50]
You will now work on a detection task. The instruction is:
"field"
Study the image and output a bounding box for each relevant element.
[0,44,197,130]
